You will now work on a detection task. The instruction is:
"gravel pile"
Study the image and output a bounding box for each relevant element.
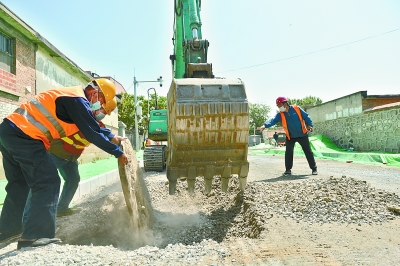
[247,176,400,225]
[147,174,400,245]
[0,239,231,265]
[0,167,399,265]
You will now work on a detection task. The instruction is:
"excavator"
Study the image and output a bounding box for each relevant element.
[144,0,249,195]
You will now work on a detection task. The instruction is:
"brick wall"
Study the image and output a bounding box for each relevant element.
[0,38,36,180]
[0,38,35,120]
[15,38,35,101]
[362,97,400,110]
[0,68,16,92]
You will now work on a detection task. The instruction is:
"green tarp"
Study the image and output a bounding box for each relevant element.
[249,134,400,167]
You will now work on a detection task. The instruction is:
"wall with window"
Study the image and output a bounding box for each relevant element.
[0,30,36,120]
[0,22,37,179]
[0,4,121,180]
[0,30,14,73]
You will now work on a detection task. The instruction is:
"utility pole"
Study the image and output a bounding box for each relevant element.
[133,75,163,151]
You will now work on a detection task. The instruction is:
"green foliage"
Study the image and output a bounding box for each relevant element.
[249,103,271,135]
[287,96,322,107]
[117,92,167,132]
[117,92,135,130]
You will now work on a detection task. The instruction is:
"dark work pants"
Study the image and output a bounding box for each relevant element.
[0,120,60,239]
[285,135,317,171]
[23,153,80,225]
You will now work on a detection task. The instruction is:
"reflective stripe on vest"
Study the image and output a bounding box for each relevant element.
[61,137,85,149]
[61,133,91,149]
[74,133,91,146]
[13,107,53,140]
[6,86,86,150]
[279,105,308,140]
[25,98,66,137]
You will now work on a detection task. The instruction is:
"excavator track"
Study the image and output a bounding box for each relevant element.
[143,145,167,172]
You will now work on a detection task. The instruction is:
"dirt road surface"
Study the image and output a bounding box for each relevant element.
[0,154,399,265]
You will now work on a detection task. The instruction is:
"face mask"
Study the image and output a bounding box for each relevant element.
[90,92,101,111]
[95,111,106,121]
[278,106,286,112]
[91,101,101,111]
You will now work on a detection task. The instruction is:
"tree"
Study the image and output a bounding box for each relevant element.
[117,92,167,133]
[287,96,322,108]
[249,103,271,136]
[117,92,142,130]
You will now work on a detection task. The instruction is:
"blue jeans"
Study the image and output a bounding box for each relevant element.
[23,154,80,224]
[54,155,80,213]
[0,120,60,239]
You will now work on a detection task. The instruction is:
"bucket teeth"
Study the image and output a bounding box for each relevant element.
[187,179,195,195]
[221,166,232,192]
[204,178,212,194]
[221,178,229,192]
[204,166,214,194]
[169,181,177,195]
[239,177,247,192]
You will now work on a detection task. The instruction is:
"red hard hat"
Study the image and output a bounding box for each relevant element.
[276,96,288,105]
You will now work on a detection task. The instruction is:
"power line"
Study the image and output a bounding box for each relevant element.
[216,28,400,74]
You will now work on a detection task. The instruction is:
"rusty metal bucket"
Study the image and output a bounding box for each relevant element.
[166,78,249,194]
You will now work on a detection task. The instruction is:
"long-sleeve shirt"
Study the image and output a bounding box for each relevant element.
[263,105,313,139]
[53,95,123,158]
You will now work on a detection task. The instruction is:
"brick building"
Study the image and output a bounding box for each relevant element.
[0,3,125,179]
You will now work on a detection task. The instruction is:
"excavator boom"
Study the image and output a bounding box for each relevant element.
[145,0,250,195]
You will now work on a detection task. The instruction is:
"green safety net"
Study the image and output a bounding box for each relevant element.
[249,134,400,167]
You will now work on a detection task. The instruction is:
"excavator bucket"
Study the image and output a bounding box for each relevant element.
[166,78,249,195]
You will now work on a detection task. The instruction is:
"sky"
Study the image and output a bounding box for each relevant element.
[2,0,400,117]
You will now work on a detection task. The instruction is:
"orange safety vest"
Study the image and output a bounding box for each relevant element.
[146,138,151,146]
[279,105,308,140]
[7,86,91,161]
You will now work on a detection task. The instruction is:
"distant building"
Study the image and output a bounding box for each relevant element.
[307,91,400,123]
[307,91,400,153]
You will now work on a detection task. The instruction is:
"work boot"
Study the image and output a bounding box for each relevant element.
[283,170,291,176]
[312,168,318,175]
[17,238,60,249]
[56,207,81,217]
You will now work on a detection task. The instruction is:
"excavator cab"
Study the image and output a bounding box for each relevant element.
[147,109,168,141]
[144,103,168,173]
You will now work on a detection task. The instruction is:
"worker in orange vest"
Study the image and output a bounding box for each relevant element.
[21,97,125,223]
[0,78,128,249]
[259,96,317,176]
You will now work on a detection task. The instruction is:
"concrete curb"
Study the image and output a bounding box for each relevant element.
[0,169,120,213]
[71,169,119,204]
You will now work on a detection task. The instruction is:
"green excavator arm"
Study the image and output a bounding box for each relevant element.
[171,0,213,79]
[145,0,250,195]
